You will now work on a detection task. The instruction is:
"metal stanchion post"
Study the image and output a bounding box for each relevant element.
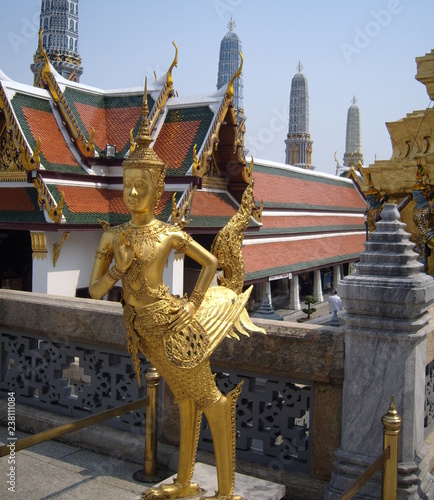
[133,366,167,483]
[381,396,402,499]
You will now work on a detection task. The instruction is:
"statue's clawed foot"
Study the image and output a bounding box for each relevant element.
[142,481,204,499]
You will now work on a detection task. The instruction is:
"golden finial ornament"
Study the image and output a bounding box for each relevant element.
[226,52,243,100]
[165,41,178,88]
[297,60,304,73]
[227,17,236,31]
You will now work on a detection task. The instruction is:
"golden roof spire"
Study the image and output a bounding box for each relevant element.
[297,61,304,73]
[228,17,236,31]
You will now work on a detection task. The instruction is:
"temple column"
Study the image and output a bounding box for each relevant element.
[264,281,272,306]
[325,205,434,498]
[333,265,341,290]
[313,269,323,303]
[289,274,300,310]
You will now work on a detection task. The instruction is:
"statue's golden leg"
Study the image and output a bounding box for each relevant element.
[141,398,204,499]
[176,398,203,485]
[201,383,245,500]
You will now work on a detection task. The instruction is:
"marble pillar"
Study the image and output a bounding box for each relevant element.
[325,205,434,499]
[333,265,341,290]
[289,274,300,310]
[313,269,323,303]
[265,281,272,306]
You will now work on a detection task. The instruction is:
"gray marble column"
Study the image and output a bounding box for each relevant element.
[325,205,434,499]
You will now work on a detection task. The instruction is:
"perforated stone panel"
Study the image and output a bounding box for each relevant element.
[199,368,311,473]
[0,330,148,433]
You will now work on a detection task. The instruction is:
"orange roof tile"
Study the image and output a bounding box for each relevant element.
[253,172,366,209]
[261,214,364,229]
[74,102,142,151]
[0,188,35,211]
[243,234,365,275]
[106,106,141,149]
[190,191,237,217]
[56,185,129,214]
[22,107,78,166]
[154,120,200,170]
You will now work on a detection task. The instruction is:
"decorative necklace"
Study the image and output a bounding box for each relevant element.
[128,219,167,265]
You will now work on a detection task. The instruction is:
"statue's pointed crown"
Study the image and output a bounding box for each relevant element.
[123,78,166,172]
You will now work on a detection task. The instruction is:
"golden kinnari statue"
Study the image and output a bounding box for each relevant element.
[89,82,264,500]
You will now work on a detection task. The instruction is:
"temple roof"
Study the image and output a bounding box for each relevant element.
[243,158,366,282]
[244,233,365,282]
[0,50,366,280]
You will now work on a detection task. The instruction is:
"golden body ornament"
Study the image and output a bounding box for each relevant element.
[89,84,264,500]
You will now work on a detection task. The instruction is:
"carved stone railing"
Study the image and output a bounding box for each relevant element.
[0,289,343,482]
[0,290,148,434]
[1,289,431,484]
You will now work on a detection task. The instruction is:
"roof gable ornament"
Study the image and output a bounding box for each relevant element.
[0,82,39,180]
[33,174,64,224]
[36,30,95,159]
[226,52,243,101]
[148,41,178,133]
[166,41,178,88]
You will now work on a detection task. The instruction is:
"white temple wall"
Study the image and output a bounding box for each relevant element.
[32,230,102,297]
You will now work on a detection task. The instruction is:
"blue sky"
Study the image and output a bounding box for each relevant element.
[0,0,433,175]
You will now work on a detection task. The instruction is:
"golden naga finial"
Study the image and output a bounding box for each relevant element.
[129,128,136,155]
[191,143,207,177]
[88,127,95,155]
[166,41,178,88]
[241,157,254,185]
[334,151,340,167]
[38,29,51,78]
[20,137,42,171]
[226,52,243,101]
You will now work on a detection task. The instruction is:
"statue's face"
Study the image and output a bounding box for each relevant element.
[123,169,155,213]
[413,189,428,207]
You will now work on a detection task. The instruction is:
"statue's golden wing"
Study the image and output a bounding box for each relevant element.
[197,286,265,358]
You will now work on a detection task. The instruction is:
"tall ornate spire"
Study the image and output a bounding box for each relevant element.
[343,96,364,167]
[284,62,314,170]
[31,0,83,85]
[216,19,244,118]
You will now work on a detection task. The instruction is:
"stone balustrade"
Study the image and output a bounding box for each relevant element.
[0,287,432,498]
